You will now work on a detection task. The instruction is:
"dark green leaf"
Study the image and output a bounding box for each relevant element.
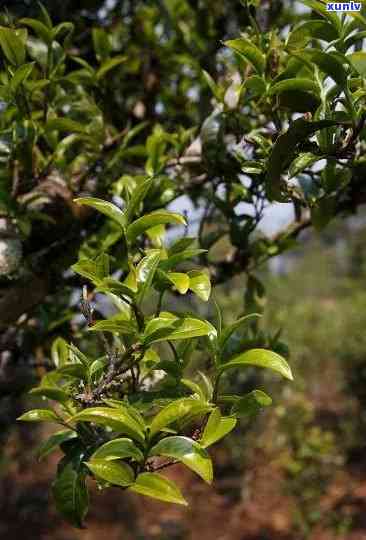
[52,463,88,528]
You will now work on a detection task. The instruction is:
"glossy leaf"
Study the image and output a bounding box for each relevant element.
[129,472,187,505]
[86,459,134,486]
[149,436,213,483]
[149,398,210,437]
[166,272,190,294]
[127,211,185,243]
[200,410,237,448]
[143,315,216,345]
[268,78,319,98]
[219,348,293,380]
[70,407,145,443]
[188,270,211,302]
[51,337,69,367]
[17,409,60,423]
[91,438,144,462]
[74,197,126,228]
[298,50,347,88]
[136,250,161,303]
[125,177,153,222]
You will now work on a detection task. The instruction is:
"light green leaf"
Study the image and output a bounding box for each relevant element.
[17,409,60,423]
[149,436,213,483]
[143,315,216,345]
[20,17,52,44]
[88,318,136,335]
[348,51,366,77]
[219,348,293,380]
[0,26,26,65]
[74,197,126,228]
[127,211,185,243]
[150,397,210,437]
[29,386,69,403]
[129,472,187,505]
[166,272,190,294]
[125,177,153,222]
[286,20,338,48]
[188,270,211,301]
[136,250,161,304]
[200,410,237,448]
[225,38,265,74]
[288,153,321,179]
[10,62,34,93]
[91,438,144,462]
[86,459,134,486]
[70,407,145,443]
[52,463,89,528]
[51,337,69,367]
[159,249,207,271]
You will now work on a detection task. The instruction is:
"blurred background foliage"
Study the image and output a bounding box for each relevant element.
[2,0,366,538]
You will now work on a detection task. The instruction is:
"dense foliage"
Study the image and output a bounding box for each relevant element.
[0,0,365,529]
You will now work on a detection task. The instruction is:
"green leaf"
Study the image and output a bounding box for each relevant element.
[266,118,343,200]
[52,463,88,528]
[91,438,144,462]
[298,50,347,88]
[20,18,52,44]
[46,118,88,134]
[159,249,207,271]
[51,337,69,367]
[125,177,153,222]
[96,55,126,80]
[95,252,110,279]
[0,27,26,65]
[38,430,77,461]
[88,318,136,335]
[70,407,145,443]
[86,459,134,486]
[150,397,210,437]
[188,270,211,302]
[288,153,322,179]
[286,20,338,48]
[17,409,60,423]
[231,390,272,417]
[225,38,266,74]
[219,313,261,350]
[143,315,216,345]
[92,27,111,61]
[166,272,190,294]
[149,436,213,483]
[300,0,341,33]
[29,386,69,403]
[127,211,185,243]
[96,277,137,297]
[348,51,366,77]
[200,409,237,448]
[136,250,161,304]
[219,348,293,380]
[129,472,187,505]
[10,62,34,93]
[74,197,126,228]
[268,78,319,97]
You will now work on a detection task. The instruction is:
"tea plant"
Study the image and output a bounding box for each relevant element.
[18,194,292,526]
